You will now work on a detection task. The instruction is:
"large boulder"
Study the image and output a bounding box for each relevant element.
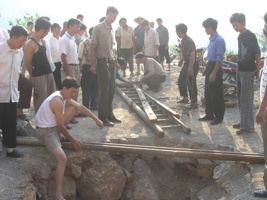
[76,151,127,200]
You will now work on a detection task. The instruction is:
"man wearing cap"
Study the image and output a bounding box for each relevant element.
[142,20,160,62]
[134,16,145,75]
[135,52,166,92]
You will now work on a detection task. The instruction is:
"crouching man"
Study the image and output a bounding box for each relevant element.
[34,77,104,200]
[135,52,166,92]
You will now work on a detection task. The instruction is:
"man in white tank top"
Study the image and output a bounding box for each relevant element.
[34,77,103,200]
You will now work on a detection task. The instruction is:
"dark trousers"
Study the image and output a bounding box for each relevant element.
[144,74,166,90]
[178,61,199,103]
[96,58,116,121]
[158,45,171,63]
[120,48,134,72]
[204,61,225,120]
[81,64,98,108]
[18,74,32,109]
[0,101,17,148]
[53,62,62,90]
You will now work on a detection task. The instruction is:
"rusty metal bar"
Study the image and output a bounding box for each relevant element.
[17,137,265,163]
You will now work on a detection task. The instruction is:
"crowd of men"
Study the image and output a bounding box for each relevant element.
[1,6,267,199]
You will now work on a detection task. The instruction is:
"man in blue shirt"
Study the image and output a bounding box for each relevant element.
[199,18,226,125]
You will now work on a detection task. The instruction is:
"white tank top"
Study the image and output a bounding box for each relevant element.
[34,91,66,128]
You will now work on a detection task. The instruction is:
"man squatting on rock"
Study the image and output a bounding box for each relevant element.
[34,77,104,200]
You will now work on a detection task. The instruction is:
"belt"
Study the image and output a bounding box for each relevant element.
[96,57,114,62]
[36,126,57,129]
[68,63,78,66]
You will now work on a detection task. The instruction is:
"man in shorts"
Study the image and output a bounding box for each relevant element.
[35,77,104,200]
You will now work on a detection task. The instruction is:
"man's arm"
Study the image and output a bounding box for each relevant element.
[24,40,35,79]
[90,47,96,74]
[210,38,226,82]
[255,54,261,78]
[67,99,104,128]
[188,51,196,76]
[51,97,81,151]
[154,31,160,58]
[61,53,72,77]
[256,84,267,124]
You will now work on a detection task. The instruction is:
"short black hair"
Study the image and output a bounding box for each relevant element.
[35,17,52,32]
[117,57,126,66]
[51,23,61,30]
[89,27,94,36]
[230,13,246,26]
[68,18,81,28]
[27,21,34,26]
[99,17,106,23]
[141,20,149,27]
[106,6,119,16]
[264,12,267,23]
[202,18,218,31]
[10,25,28,38]
[77,14,84,19]
[62,77,80,89]
[119,18,127,23]
[176,23,187,34]
[80,23,87,31]
[135,52,145,59]
[156,18,162,22]
[40,16,50,21]
[63,21,68,27]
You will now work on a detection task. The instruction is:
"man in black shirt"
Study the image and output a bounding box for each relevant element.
[230,13,261,134]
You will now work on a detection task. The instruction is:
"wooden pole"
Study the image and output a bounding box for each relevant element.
[17,137,265,163]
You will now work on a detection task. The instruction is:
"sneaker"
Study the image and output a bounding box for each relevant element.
[6,149,24,158]
[236,129,254,134]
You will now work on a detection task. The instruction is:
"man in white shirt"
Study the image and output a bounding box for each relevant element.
[0,26,28,158]
[49,23,62,90]
[59,18,81,124]
[135,52,166,92]
[35,77,103,200]
[0,27,9,42]
[116,18,135,77]
[141,20,160,62]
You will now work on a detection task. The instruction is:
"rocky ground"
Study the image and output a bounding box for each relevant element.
[0,61,266,200]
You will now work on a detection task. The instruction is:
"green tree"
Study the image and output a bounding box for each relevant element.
[8,12,39,28]
[255,29,267,53]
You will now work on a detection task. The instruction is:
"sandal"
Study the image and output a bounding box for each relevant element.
[70,118,78,124]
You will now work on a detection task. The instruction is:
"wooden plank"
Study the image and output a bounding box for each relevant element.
[133,84,157,122]
[116,87,164,137]
[145,93,180,119]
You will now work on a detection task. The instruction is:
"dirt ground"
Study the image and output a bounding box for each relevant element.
[0,60,266,199]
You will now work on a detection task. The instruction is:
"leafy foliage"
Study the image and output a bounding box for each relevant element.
[255,30,267,53]
[8,12,39,28]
